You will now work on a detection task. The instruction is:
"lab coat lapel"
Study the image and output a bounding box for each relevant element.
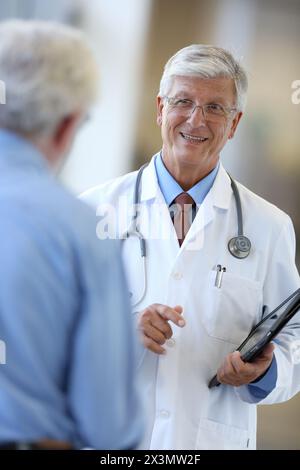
[139,156,179,258]
[139,156,158,202]
[138,157,232,257]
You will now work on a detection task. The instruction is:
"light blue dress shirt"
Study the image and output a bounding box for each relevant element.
[0,129,143,449]
[154,152,277,398]
[155,151,219,206]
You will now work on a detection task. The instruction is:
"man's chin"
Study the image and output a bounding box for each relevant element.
[174,150,207,166]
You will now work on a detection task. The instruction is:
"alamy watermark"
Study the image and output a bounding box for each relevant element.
[95,198,205,251]
[0,340,6,365]
[0,80,6,104]
[291,80,300,104]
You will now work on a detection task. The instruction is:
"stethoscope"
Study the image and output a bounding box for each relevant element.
[122,161,252,307]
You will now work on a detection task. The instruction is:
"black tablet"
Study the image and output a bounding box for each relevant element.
[208,288,300,388]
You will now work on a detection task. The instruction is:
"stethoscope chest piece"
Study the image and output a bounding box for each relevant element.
[122,161,253,307]
[228,235,251,259]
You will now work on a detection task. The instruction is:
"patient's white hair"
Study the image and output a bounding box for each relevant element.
[159,44,248,111]
[0,20,98,135]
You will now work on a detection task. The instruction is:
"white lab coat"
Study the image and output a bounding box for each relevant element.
[81,155,300,450]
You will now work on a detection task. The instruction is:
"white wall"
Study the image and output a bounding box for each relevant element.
[60,0,152,194]
[211,0,257,179]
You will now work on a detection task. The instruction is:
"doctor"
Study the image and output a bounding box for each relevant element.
[81,44,300,450]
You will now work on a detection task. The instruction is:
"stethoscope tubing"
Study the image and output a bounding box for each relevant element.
[122,160,252,307]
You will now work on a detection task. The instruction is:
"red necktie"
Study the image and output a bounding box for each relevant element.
[170,193,195,246]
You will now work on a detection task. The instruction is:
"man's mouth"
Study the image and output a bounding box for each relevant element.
[180,132,208,144]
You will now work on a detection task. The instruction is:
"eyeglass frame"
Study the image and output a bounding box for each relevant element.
[162,96,238,122]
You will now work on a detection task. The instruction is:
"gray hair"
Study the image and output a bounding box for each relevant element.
[159,44,248,111]
[0,20,99,135]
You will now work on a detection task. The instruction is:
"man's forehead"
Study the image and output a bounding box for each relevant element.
[169,75,236,97]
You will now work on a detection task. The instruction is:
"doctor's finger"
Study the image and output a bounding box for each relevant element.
[143,334,166,355]
[229,352,260,384]
[230,351,247,375]
[138,306,173,337]
[155,304,185,327]
[217,358,233,384]
[218,353,244,384]
[141,323,167,345]
[216,361,232,384]
[149,316,173,339]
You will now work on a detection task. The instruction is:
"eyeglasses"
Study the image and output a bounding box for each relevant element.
[164,97,237,123]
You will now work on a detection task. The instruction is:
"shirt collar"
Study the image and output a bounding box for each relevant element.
[140,153,232,211]
[154,151,219,206]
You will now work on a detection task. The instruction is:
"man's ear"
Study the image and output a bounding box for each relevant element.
[156,96,164,126]
[53,112,82,153]
[228,111,243,139]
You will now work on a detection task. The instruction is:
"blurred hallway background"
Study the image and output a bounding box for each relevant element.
[0,0,299,449]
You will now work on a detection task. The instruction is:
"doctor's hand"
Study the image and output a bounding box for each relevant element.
[137,304,185,354]
[216,343,275,387]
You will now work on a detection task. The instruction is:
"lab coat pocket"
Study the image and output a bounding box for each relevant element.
[196,418,249,450]
[201,270,262,345]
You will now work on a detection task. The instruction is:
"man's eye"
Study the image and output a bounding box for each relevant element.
[174,99,193,107]
[206,103,224,113]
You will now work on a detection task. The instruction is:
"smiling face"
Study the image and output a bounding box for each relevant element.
[157,76,242,188]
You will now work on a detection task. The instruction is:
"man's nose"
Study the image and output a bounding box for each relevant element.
[187,105,207,126]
